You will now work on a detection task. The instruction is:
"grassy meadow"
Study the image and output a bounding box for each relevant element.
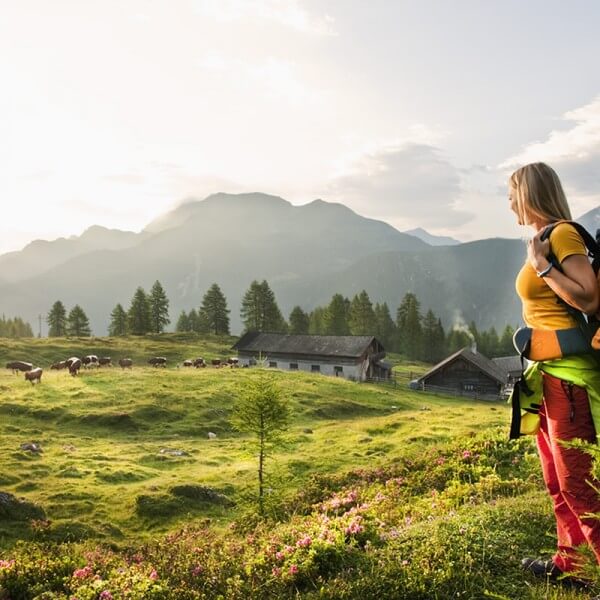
[0,335,598,599]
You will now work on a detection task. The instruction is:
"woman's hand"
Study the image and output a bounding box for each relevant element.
[527,230,551,272]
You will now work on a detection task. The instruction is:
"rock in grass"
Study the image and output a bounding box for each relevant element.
[170,484,234,507]
[20,442,42,453]
[302,428,313,434]
[0,491,45,521]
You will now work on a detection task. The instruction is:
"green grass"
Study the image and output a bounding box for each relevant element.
[0,335,508,549]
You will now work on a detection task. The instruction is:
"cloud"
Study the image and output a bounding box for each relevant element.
[499,95,600,214]
[194,0,336,35]
[199,55,322,106]
[325,142,474,228]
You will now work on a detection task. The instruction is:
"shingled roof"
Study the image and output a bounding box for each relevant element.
[416,347,507,384]
[232,332,380,358]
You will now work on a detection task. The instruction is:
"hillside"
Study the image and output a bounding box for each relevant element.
[0,336,594,598]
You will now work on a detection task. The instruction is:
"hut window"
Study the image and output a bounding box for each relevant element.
[334,366,343,376]
[463,383,475,391]
[289,363,298,370]
[269,361,277,368]
[311,365,320,373]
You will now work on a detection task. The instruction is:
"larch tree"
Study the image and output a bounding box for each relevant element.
[230,373,289,516]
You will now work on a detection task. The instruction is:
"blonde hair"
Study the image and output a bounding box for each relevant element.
[509,162,572,225]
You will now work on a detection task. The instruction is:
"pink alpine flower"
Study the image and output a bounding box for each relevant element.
[289,564,299,575]
[149,569,158,580]
[192,564,204,576]
[296,535,312,548]
[272,567,282,577]
[0,559,15,569]
[99,592,113,600]
[462,450,472,459]
[73,566,93,579]
[275,551,285,561]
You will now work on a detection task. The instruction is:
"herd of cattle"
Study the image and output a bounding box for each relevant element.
[5,356,240,385]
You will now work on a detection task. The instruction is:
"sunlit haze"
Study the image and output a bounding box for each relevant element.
[1,1,599,254]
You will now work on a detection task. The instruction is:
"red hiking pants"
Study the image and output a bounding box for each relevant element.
[537,372,600,572]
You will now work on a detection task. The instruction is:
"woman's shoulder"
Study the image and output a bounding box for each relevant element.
[549,221,587,259]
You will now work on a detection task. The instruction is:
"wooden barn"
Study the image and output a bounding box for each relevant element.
[232,332,391,381]
[492,355,523,385]
[410,347,507,400]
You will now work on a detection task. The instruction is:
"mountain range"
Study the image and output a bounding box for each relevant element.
[0,193,597,335]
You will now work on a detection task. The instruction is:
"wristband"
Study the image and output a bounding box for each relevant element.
[536,263,553,278]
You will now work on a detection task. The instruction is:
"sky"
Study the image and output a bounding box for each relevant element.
[1,0,599,255]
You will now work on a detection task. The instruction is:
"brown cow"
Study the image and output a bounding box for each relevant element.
[50,361,68,370]
[25,368,43,385]
[211,359,222,368]
[98,357,112,366]
[193,358,206,368]
[182,360,193,367]
[6,361,33,374]
[118,358,133,369]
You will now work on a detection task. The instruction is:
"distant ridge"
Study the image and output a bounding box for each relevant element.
[0,193,594,335]
[403,227,461,246]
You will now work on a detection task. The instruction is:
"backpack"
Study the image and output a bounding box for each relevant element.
[541,220,600,355]
[512,221,600,362]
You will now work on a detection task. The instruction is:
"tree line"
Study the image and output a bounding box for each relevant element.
[42,277,517,361]
[0,315,34,338]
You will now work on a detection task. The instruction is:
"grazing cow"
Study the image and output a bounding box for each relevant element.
[98,357,112,366]
[148,357,167,367]
[25,368,43,385]
[50,360,68,370]
[118,358,133,369]
[66,357,82,376]
[6,361,33,374]
[193,357,206,368]
[81,355,99,368]
[182,360,193,367]
[227,357,239,367]
[211,359,222,368]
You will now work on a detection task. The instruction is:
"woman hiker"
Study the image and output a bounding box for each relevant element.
[509,162,600,586]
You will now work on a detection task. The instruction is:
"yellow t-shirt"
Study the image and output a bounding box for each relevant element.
[515,222,587,329]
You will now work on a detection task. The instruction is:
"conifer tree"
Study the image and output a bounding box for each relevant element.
[67,305,91,337]
[396,292,423,359]
[308,306,326,334]
[108,303,128,336]
[500,325,516,356]
[289,306,309,334]
[230,373,289,516]
[348,290,377,335]
[240,280,286,333]
[374,302,396,350]
[176,310,191,332]
[323,294,351,335]
[421,309,445,363]
[0,315,33,338]
[128,287,151,335]
[200,283,230,335]
[47,301,67,337]
[446,328,473,354]
[148,280,170,334]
